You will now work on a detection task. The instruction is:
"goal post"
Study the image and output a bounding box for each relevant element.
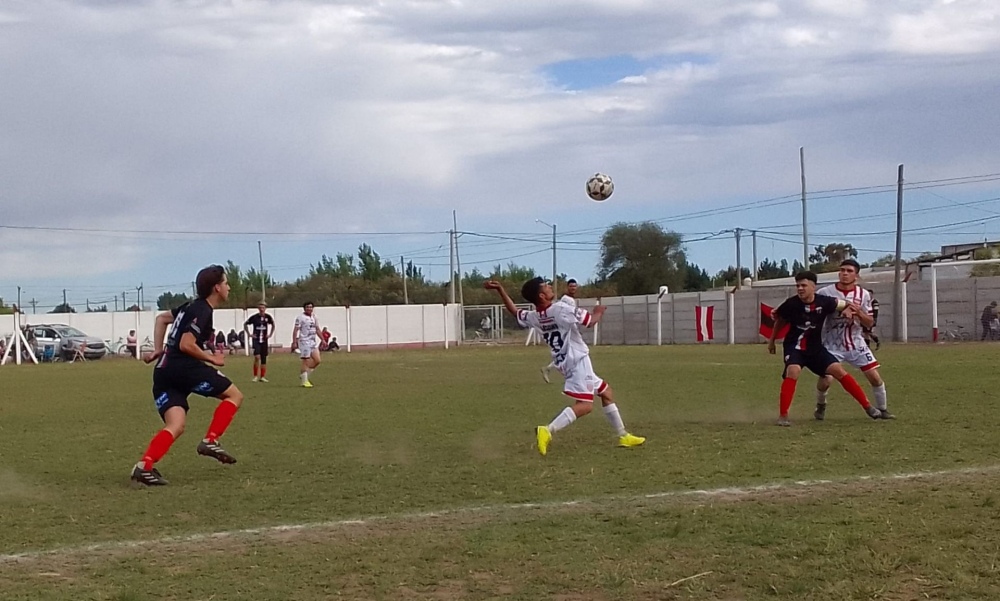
[929,258,1000,342]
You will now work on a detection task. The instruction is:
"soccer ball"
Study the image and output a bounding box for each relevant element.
[586,173,614,201]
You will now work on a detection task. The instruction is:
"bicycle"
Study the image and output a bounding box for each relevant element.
[941,321,973,342]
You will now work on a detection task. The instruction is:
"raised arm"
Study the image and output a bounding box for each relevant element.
[484,281,519,317]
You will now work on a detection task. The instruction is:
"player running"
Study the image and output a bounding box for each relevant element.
[131,265,245,486]
[291,301,322,388]
[541,278,579,384]
[768,271,883,426]
[814,260,894,420]
[486,277,645,456]
[244,301,275,383]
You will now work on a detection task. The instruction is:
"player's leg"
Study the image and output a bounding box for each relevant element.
[132,395,188,486]
[197,373,243,464]
[825,361,880,419]
[597,382,645,448]
[252,344,261,381]
[535,361,593,456]
[258,345,269,382]
[299,344,313,386]
[862,366,892,419]
[777,362,802,426]
[814,375,833,421]
[310,348,322,369]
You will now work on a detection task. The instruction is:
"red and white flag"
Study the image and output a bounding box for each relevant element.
[696,305,714,342]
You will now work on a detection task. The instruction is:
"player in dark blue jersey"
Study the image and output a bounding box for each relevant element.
[244,302,275,382]
[767,271,881,426]
[130,265,246,486]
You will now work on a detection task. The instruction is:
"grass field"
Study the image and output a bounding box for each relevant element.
[2,343,1000,600]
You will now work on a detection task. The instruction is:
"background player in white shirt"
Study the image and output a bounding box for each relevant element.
[486,277,645,456]
[814,259,894,420]
[541,278,579,383]
[291,301,322,388]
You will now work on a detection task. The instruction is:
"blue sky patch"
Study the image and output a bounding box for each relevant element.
[542,53,712,90]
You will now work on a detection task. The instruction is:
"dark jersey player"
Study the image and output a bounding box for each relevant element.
[767,271,882,426]
[130,265,246,486]
[244,302,275,383]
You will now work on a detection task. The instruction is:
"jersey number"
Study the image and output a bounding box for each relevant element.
[543,331,564,353]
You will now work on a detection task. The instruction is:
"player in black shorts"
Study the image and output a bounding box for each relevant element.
[130,265,246,486]
[244,302,275,383]
[767,271,882,426]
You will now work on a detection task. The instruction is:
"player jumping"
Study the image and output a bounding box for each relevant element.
[131,265,244,486]
[244,301,275,383]
[292,301,321,388]
[768,271,882,426]
[541,278,578,383]
[814,260,894,420]
[486,277,645,455]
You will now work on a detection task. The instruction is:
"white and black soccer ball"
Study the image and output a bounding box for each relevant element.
[586,173,614,201]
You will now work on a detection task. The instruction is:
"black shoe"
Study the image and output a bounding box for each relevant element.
[878,409,896,420]
[814,403,826,421]
[131,463,169,486]
[866,405,882,420]
[197,439,238,464]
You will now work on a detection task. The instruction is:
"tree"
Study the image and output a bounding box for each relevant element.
[791,259,807,275]
[49,303,75,314]
[311,253,356,278]
[713,266,752,287]
[86,305,108,312]
[157,291,191,310]
[356,243,397,281]
[809,243,858,272]
[0,297,12,315]
[970,247,1000,277]
[870,254,896,267]
[597,222,687,295]
[682,263,711,291]
[757,258,790,280]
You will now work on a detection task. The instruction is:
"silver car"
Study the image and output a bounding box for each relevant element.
[29,324,108,361]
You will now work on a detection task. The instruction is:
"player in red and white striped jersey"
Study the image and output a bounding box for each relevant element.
[814,259,894,420]
[485,277,645,456]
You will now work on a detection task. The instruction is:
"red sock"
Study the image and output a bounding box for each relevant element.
[838,374,872,409]
[205,400,239,443]
[253,364,259,377]
[260,366,266,378]
[779,378,797,416]
[141,429,175,470]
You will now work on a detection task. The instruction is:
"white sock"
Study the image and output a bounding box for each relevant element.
[872,384,887,410]
[816,389,828,405]
[547,407,576,434]
[300,371,308,383]
[603,403,627,437]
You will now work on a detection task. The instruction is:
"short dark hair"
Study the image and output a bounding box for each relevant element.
[303,301,315,309]
[840,259,861,272]
[195,265,226,299]
[567,279,578,285]
[521,277,545,304]
[794,271,818,283]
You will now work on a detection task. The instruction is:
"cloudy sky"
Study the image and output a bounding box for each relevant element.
[1,0,999,310]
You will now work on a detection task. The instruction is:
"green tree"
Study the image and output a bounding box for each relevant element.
[86,305,109,312]
[757,258,790,280]
[597,222,687,295]
[971,247,1000,277]
[356,244,397,281]
[713,266,752,287]
[157,291,192,310]
[0,297,12,315]
[682,263,711,291]
[49,303,75,314]
[809,243,858,272]
[791,259,807,275]
[311,253,356,278]
[870,254,896,267]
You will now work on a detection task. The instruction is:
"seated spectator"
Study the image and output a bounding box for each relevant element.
[319,327,332,351]
[237,330,246,349]
[126,330,138,356]
[227,329,240,354]
[329,336,340,351]
[215,330,227,351]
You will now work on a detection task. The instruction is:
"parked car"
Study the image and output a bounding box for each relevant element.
[28,324,107,361]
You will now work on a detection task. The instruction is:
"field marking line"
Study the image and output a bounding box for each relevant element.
[3,463,998,564]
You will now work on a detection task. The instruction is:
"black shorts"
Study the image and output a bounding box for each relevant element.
[152,361,233,420]
[252,341,269,359]
[782,347,838,378]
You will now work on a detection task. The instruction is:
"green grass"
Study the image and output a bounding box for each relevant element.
[2,344,1000,600]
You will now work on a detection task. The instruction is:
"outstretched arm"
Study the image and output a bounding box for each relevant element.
[484,281,519,316]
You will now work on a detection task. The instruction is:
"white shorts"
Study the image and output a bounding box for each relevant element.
[559,356,607,402]
[828,344,879,372]
[298,341,316,359]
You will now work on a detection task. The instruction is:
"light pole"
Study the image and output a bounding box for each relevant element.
[536,219,557,295]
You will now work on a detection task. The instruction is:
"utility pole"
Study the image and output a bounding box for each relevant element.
[453,210,464,307]
[258,240,266,303]
[800,146,809,268]
[114,296,118,312]
[30,298,37,314]
[448,229,455,304]
[752,230,758,282]
[17,286,21,312]
[401,256,409,305]
[63,289,67,310]
[536,219,557,295]
[893,164,905,342]
[734,228,743,289]
[122,291,127,310]
[87,298,90,312]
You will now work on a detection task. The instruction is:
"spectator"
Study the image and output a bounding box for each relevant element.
[329,336,340,351]
[237,330,246,349]
[126,330,138,357]
[320,327,332,351]
[479,315,492,339]
[215,330,227,351]
[982,301,998,341]
[227,329,240,354]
